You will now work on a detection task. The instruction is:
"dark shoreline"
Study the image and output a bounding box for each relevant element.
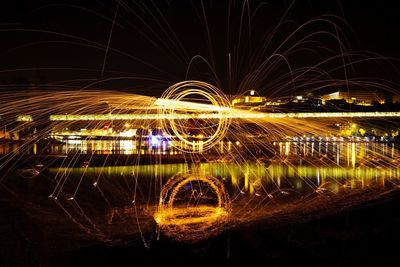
[1,188,400,266]
[57,190,400,266]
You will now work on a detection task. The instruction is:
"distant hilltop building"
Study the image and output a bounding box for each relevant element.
[392,95,400,104]
[321,90,385,105]
[232,90,267,106]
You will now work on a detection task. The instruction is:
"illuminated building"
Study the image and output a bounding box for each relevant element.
[392,95,400,103]
[231,90,267,106]
[321,90,385,105]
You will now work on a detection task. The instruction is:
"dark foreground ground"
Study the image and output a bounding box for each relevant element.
[1,189,400,267]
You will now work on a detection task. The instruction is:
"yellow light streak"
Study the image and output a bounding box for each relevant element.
[49,110,400,121]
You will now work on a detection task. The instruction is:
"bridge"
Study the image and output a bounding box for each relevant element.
[49,111,400,121]
[45,96,400,121]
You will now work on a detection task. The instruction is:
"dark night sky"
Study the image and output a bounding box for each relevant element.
[0,0,399,97]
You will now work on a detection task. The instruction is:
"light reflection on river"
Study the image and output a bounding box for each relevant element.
[13,140,400,242]
[50,159,400,203]
[2,139,400,160]
[44,141,400,198]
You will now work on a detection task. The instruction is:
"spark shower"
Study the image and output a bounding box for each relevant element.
[1,1,400,265]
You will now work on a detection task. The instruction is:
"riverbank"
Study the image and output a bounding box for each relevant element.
[1,187,400,266]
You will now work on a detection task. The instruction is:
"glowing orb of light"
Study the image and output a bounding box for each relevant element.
[159,80,231,153]
[154,172,231,242]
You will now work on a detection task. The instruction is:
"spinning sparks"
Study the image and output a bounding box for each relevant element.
[159,81,231,153]
[1,1,400,255]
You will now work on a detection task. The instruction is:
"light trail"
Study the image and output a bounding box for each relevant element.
[49,110,400,121]
[46,94,400,121]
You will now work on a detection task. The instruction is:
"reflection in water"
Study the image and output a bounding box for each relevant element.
[0,139,181,155]
[276,142,399,164]
[2,140,399,160]
[51,162,400,199]
[58,139,178,155]
[13,140,399,243]
[44,157,400,242]
[154,173,230,242]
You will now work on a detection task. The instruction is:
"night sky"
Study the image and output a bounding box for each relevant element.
[0,0,399,96]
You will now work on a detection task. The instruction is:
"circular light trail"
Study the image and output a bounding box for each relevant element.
[154,172,231,242]
[159,80,231,153]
